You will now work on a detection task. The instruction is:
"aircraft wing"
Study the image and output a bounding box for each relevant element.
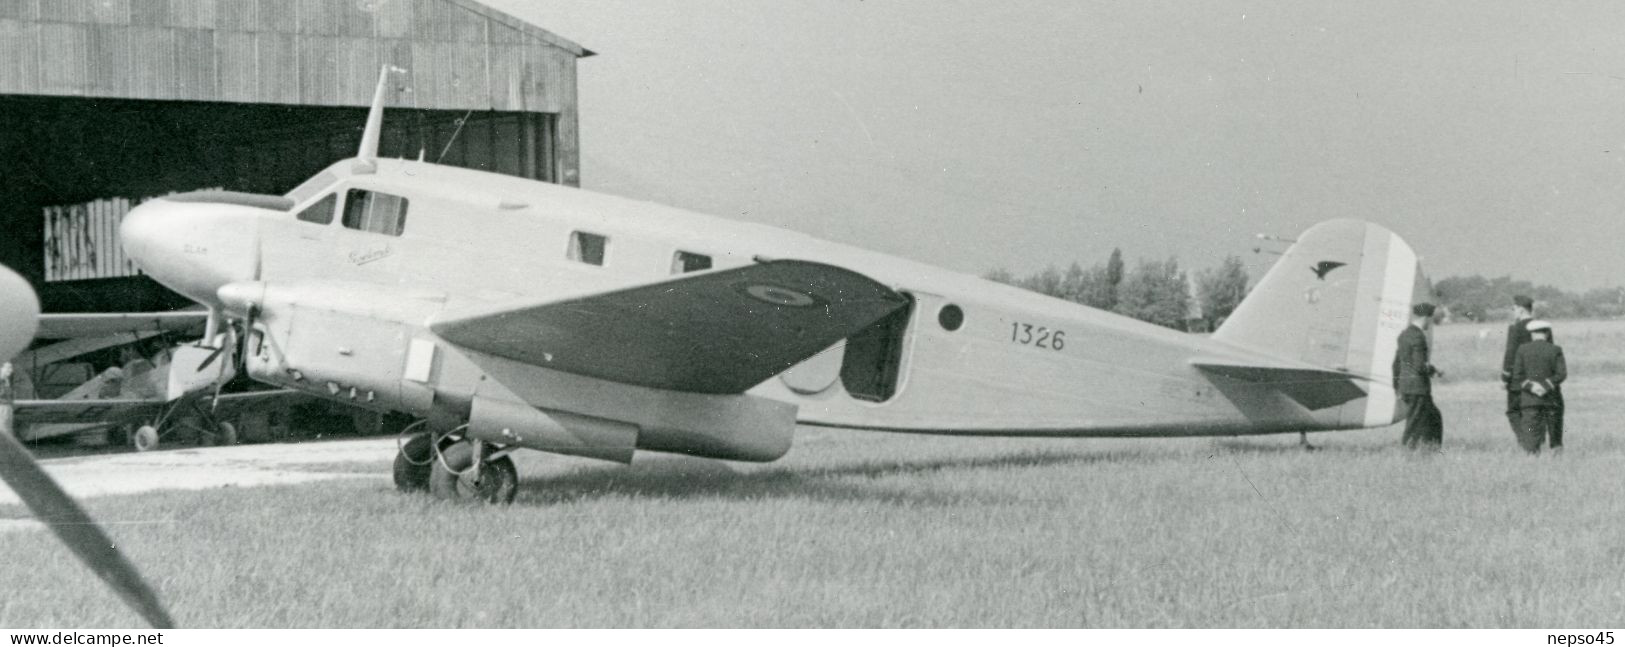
[431,260,909,394]
[9,398,166,426]
[1191,360,1369,411]
[9,390,303,425]
[35,311,208,339]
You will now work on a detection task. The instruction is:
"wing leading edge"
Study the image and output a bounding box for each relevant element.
[431,260,909,394]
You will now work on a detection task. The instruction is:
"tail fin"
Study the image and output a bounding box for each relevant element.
[1214,219,1432,425]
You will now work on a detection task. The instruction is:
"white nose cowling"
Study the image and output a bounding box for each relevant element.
[121,197,264,308]
[0,265,40,361]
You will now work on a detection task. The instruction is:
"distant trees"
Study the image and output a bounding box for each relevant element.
[984,249,1236,331]
[1195,255,1250,329]
[1114,257,1191,329]
[1434,275,1625,321]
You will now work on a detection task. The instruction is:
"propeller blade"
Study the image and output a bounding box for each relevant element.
[0,433,176,628]
[194,344,226,371]
[2,265,171,627]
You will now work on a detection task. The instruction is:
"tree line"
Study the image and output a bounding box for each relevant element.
[1434,275,1625,321]
[984,250,1251,332]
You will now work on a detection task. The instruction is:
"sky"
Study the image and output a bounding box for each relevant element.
[481,0,1625,290]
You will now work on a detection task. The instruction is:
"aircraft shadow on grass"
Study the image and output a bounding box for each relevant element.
[510,449,1167,507]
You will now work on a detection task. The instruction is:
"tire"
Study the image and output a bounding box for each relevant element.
[133,425,159,452]
[428,441,518,504]
[392,432,434,492]
[216,421,238,446]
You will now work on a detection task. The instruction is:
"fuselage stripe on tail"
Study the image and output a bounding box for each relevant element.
[1361,229,1417,427]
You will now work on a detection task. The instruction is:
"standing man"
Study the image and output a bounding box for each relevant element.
[1510,320,1566,455]
[1501,295,1563,450]
[1393,303,1444,450]
[1501,295,1535,436]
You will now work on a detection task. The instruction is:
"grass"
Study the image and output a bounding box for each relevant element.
[2,320,1624,628]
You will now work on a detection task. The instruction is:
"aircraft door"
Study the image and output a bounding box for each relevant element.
[839,292,916,402]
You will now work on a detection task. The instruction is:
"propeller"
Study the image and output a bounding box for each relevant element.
[0,433,176,628]
[1,265,175,627]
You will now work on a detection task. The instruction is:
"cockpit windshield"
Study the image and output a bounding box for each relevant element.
[285,171,339,205]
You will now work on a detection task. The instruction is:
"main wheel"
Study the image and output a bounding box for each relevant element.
[215,421,238,446]
[133,425,159,452]
[428,441,518,504]
[393,432,435,492]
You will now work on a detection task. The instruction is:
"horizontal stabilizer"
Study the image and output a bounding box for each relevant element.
[1192,361,1368,411]
[431,260,909,394]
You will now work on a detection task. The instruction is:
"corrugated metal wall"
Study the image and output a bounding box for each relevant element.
[0,0,582,183]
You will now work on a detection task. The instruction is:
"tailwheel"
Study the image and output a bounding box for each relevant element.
[429,440,518,504]
[392,427,434,492]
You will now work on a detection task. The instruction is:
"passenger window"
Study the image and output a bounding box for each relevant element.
[671,251,712,274]
[568,231,608,266]
[342,189,408,236]
[296,193,336,224]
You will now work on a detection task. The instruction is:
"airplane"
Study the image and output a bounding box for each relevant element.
[112,67,1432,504]
[8,309,305,451]
[0,264,174,628]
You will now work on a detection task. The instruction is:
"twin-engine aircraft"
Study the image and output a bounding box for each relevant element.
[114,69,1431,503]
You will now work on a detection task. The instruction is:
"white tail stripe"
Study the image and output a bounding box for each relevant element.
[1361,230,1417,427]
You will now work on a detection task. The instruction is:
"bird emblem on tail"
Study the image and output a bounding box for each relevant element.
[1311,261,1346,280]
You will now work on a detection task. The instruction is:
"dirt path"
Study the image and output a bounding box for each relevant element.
[0,437,397,507]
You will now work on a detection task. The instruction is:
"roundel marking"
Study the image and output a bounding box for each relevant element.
[739,283,819,308]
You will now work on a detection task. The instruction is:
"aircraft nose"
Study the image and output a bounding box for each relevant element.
[121,197,262,307]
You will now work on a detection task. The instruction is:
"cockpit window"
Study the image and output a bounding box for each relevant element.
[296,193,336,224]
[342,189,409,236]
[286,171,338,204]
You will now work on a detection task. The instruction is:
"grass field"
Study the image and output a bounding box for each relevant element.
[2,321,1623,628]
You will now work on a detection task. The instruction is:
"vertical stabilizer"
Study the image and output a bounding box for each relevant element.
[1213,219,1432,426]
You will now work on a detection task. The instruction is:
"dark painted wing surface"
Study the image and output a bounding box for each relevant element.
[1192,362,1369,411]
[431,260,908,394]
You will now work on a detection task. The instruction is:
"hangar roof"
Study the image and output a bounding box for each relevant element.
[0,0,592,112]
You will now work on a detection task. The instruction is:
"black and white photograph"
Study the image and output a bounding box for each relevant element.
[1,0,1622,634]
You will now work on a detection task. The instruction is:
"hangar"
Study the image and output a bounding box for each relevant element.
[0,0,592,314]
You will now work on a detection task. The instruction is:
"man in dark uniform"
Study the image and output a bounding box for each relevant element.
[1502,295,1563,451]
[1501,295,1536,435]
[1510,320,1566,455]
[1392,302,1443,450]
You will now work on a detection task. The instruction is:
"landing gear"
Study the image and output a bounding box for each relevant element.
[1299,431,1317,452]
[127,398,240,452]
[392,427,435,492]
[429,440,518,505]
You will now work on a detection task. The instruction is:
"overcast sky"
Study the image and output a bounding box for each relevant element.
[482,0,1625,290]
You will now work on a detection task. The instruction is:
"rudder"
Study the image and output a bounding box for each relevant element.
[1213,219,1432,426]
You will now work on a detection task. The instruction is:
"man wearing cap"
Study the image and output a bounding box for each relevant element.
[1502,295,1563,450]
[1510,320,1566,455]
[1392,302,1444,449]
